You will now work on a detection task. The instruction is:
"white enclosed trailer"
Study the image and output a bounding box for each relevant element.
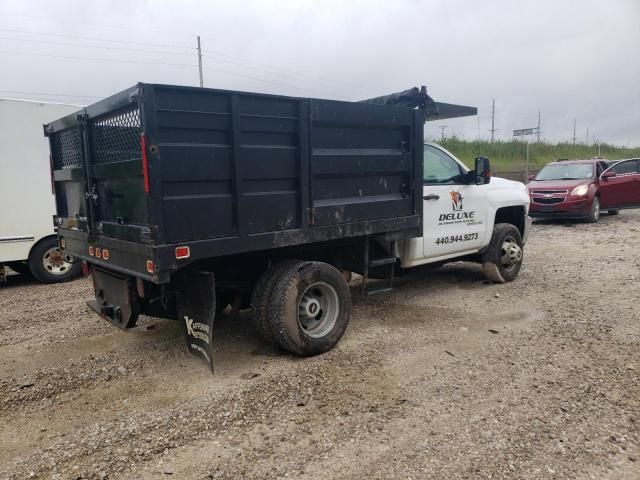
[0,97,82,283]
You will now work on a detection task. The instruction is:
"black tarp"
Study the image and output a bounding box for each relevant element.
[359,86,477,122]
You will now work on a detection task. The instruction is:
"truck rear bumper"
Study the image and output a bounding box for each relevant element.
[59,228,168,283]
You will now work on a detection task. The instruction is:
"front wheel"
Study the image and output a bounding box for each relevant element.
[28,237,81,284]
[268,261,351,356]
[587,197,600,223]
[482,223,524,283]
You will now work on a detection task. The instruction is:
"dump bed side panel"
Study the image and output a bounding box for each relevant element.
[309,100,417,227]
[152,86,305,244]
[150,85,420,247]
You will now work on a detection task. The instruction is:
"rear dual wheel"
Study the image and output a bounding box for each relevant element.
[251,261,351,356]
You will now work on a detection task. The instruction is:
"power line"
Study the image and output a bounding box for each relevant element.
[0,13,194,37]
[0,28,194,50]
[202,49,370,96]
[203,51,370,97]
[0,27,375,98]
[0,36,195,56]
[201,64,348,98]
[0,50,198,67]
[0,89,100,99]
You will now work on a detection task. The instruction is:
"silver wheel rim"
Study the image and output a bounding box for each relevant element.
[500,236,523,272]
[297,281,339,338]
[42,247,74,276]
[593,198,600,220]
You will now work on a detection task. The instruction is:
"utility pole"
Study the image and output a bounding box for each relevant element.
[572,119,576,145]
[439,125,448,141]
[196,35,204,88]
[477,115,480,140]
[586,127,589,146]
[537,111,541,142]
[489,99,496,143]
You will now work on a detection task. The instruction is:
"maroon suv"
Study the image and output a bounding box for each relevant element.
[527,158,640,222]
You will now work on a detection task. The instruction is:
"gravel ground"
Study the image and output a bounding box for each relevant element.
[1,211,639,480]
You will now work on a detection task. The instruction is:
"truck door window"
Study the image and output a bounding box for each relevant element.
[424,146,463,184]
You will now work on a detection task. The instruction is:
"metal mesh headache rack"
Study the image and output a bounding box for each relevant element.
[50,126,83,169]
[91,103,142,165]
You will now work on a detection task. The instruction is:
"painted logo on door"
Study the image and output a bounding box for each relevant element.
[449,190,464,211]
[437,190,483,227]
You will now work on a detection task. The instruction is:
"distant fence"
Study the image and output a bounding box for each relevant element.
[493,169,539,183]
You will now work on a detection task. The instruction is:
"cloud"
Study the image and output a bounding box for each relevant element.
[1,0,638,145]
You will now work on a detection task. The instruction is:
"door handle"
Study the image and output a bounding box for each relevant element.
[423,194,440,200]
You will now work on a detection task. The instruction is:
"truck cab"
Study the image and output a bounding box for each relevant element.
[402,142,531,280]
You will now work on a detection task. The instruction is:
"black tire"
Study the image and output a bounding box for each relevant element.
[608,209,620,216]
[268,261,351,356]
[586,197,600,223]
[6,261,32,277]
[482,223,524,283]
[28,237,81,284]
[250,259,302,344]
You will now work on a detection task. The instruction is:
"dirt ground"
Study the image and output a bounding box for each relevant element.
[1,211,639,480]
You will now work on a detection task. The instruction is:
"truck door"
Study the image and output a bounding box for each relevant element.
[599,159,640,209]
[422,144,488,259]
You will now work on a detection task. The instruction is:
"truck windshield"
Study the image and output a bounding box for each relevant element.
[535,163,594,181]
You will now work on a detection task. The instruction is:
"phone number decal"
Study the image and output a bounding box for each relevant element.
[435,232,479,245]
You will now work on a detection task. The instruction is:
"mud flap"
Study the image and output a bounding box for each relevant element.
[175,270,216,372]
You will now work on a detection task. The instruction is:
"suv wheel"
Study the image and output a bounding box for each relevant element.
[587,197,600,223]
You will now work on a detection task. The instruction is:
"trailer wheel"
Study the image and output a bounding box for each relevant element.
[482,223,524,283]
[29,237,82,284]
[250,259,302,344]
[268,261,351,356]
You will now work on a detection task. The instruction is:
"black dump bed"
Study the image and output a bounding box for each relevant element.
[47,83,424,283]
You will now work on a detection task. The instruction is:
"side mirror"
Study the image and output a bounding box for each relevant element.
[527,174,536,181]
[601,171,616,180]
[475,156,491,185]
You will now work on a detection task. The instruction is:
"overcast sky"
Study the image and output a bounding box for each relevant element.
[1,0,639,146]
